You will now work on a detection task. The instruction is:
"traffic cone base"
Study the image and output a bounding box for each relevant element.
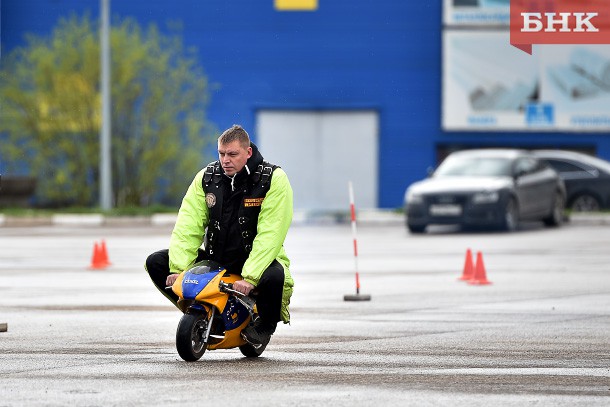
[468,251,492,285]
[468,280,491,285]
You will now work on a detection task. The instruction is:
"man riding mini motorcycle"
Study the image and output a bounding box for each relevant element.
[145,124,294,349]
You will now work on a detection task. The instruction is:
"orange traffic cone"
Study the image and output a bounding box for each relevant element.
[468,251,492,285]
[89,242,108,270]
[458,248,474,281]
[100,239,111,267]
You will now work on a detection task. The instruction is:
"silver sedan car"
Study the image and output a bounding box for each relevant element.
[404,149,567,233]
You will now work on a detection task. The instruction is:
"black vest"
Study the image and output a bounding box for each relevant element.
[201,160,278,263]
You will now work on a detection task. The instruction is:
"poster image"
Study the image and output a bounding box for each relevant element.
[541,45,610,130]
[443,30,540,130]
[443,30,610,131]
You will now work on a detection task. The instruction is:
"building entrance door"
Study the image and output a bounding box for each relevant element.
[257,110,379,211]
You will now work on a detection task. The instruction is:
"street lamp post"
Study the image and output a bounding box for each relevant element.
[100,0,112,210]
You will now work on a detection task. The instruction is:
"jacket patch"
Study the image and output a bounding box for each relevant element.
[244,197,264,207]
[206,193,217,208]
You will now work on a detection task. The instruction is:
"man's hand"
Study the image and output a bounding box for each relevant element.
[232,280,255,296]
[166,273,180,287]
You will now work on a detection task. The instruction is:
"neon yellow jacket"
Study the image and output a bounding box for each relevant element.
[168,167,294,323]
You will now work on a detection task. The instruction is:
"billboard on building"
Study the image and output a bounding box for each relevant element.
[443,30,610,131]
[443,0,510,26]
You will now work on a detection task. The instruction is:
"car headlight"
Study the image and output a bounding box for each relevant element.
[472,191,499,204]
[406,190,423,204]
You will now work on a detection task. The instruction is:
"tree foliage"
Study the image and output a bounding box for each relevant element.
[0,14,215,207]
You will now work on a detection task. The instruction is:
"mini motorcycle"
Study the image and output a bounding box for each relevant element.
[168,260,265,361]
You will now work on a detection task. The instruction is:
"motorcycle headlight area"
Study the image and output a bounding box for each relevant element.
[182,270,220,299]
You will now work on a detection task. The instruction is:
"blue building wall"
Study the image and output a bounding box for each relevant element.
[2,1,609,208]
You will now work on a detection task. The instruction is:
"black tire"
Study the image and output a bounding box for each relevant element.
[239,341,268,358]
[571,194,601,212]
[543,191,565,227]
[408,224,426,234]
[238,315,267,358]
[500,197,518,232]
[176,312,208,361]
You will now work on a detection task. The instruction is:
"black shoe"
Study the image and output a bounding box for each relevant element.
[241,319,276,349]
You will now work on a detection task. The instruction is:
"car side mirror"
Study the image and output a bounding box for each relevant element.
[513,169,526,179]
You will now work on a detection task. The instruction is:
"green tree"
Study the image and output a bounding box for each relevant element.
[0,14,215,207]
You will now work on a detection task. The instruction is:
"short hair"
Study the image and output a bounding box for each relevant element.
[218,124,250,149]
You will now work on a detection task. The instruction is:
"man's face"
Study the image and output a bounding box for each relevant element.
[218,140,252,176]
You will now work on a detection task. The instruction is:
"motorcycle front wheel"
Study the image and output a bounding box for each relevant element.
[176,312,208,361]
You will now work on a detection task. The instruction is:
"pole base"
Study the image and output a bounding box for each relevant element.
[343,294,371,301]
[0,322,7,332]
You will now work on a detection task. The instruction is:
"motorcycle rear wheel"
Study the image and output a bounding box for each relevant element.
[239,341,267,357]
[238,313,267,357]
[176,312,208,361]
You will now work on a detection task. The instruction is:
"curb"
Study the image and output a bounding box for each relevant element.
[0,214,180,228]
[0,211,403,227]
[568,213,610,226]
[0,211,609,227]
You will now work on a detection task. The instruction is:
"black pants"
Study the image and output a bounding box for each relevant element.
[145,249,284,325]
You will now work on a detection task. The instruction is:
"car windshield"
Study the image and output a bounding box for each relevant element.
[434,156,512,177]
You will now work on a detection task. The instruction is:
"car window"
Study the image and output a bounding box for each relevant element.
[514,157,538,176]
[435,157,512,177]
[533,158,545,173]
[584,155,610,174]
[544,158,597,179]
[536,152,610,174]
[545,159,587,173]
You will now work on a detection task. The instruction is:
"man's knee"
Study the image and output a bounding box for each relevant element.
[145,249,179,306]
[260,260,285,288]
[145,249,169,278]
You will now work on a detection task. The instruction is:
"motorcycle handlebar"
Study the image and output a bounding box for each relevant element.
[219,281,257,298]
[219,281,233,292]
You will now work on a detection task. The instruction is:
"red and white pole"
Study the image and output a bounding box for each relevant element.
[349,181,361,294]
[344,181,371,301]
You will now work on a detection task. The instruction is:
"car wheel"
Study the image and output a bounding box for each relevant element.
[543,191,565,227]
[571,194,601,212]
[500,197,518,232]
[408,224,426,234]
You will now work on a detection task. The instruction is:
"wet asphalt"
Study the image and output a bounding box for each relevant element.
[0,220,609,406]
